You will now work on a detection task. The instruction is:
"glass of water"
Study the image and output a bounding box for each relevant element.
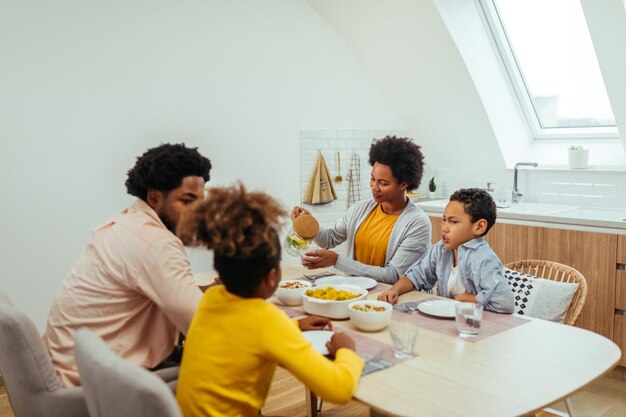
[455,302,483,338]
[388,322,418,359]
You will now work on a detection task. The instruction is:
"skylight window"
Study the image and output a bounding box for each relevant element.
[481,0,617,138]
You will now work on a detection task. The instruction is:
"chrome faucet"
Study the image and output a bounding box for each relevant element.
[512,162,538,203]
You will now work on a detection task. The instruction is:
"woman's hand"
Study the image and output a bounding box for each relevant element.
[377,288,400,304]
[298,315,333,331]
[290,206,310,222]
[326,331,356,356]
[301,249,338,269]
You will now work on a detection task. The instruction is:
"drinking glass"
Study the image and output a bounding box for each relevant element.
[455,302,483,338]
[300,244,320,266]
[388,322,418,359]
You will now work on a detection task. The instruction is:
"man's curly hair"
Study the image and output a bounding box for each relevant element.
[125,143,212,200]
[449,188,497,236]
[177,183,287,297]
[368,136,424,190]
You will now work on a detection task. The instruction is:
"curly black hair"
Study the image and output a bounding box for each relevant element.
[449,188,497,236]
[125,143,212,200]
[368,136,425,190]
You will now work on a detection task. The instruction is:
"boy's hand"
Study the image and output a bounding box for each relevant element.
[298,315,333,331]
[326,331,355,356]
[377,288,400,304]
[454,293,478,303]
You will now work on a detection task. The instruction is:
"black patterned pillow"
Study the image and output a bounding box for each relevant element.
[503,267,578,323]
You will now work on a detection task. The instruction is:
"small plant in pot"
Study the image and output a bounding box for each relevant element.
[568,145,589,169]
[428,177,437,199]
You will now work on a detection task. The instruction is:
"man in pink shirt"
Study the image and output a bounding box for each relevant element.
[44,143,212,386]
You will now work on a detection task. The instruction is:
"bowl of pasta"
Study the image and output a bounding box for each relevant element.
[275,280,313,306]
[348,300,393,332]
[302,284,368,319]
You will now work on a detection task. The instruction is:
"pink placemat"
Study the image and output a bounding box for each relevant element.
[342,329,409,366]
[370,282,392,294]
[391,308,529,342]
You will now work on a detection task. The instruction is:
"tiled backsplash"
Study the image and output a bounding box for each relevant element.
[431,167,626,208]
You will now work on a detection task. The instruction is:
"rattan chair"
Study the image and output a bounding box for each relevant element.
[505,260,588,417]
[505,260,587,326]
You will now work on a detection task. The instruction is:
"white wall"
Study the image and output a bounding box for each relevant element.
[0,0,404,330]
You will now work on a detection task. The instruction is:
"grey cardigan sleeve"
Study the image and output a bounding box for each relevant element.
[313,212,350,249]
[405,243,440,291]
[334,213,432,284]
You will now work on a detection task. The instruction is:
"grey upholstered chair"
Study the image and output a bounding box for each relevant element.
[74,329,183,417]
[0,292,89,417]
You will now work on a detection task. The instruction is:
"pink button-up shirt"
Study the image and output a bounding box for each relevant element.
[44,198,203,386]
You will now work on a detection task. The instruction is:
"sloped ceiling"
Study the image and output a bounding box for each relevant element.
[307,0,506,171]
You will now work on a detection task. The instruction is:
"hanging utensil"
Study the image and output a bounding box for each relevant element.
[334,151,343,183]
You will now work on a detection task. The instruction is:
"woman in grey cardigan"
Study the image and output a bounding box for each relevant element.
[292,136,432,284]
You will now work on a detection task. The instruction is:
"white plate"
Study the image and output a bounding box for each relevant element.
[302,330,333,355]
[315,275,377,290]
[417,300,458,318]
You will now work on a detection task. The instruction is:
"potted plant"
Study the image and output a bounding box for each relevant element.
[568,145,589,169]
[428,177,437,199]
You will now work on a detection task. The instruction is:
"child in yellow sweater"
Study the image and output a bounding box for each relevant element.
[175,184,364,417]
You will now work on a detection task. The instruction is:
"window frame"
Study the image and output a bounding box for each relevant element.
[477,0,619,140]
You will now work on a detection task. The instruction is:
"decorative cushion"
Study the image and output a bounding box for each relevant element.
[503,267,579,324]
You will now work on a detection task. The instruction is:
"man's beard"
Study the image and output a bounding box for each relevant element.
[159,213,176,233]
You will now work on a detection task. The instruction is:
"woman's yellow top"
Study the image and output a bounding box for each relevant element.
[354,204,400,267]
[176,286,364,417]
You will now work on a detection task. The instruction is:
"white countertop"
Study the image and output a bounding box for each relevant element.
[416,199,626,234]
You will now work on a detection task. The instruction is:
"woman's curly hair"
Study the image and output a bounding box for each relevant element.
[177,183,287,297]
[368,136,425,190]
[125,143,212,200]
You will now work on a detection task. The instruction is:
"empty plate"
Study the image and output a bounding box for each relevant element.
[315,275,377,290]
[417,300,458,318]
[302,330,334,355]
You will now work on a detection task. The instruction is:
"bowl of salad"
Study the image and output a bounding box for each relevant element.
[275,280,312,306]
[348,300,393,332]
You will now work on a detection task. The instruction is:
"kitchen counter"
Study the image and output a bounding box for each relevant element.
[416,200,626,234]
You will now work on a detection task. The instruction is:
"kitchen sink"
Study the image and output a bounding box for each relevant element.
[497,202,575,215]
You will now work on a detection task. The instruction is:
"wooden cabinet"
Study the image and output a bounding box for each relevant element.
[616,270,626,311]
[542,229,617,339]
[618,235,626,264]
[485,223,544,265]
[614,315,626,367]
[429,216,442,244]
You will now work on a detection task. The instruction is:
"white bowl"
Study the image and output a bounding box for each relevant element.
[302,284,368,319]
[348,300,393,332]
[275,280,312,306]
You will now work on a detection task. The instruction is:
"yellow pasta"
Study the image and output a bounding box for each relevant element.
[305,286,361,301]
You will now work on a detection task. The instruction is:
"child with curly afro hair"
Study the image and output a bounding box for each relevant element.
[176,183,364,417]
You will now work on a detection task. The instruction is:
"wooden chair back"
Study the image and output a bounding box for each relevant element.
[504,260,588,326]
